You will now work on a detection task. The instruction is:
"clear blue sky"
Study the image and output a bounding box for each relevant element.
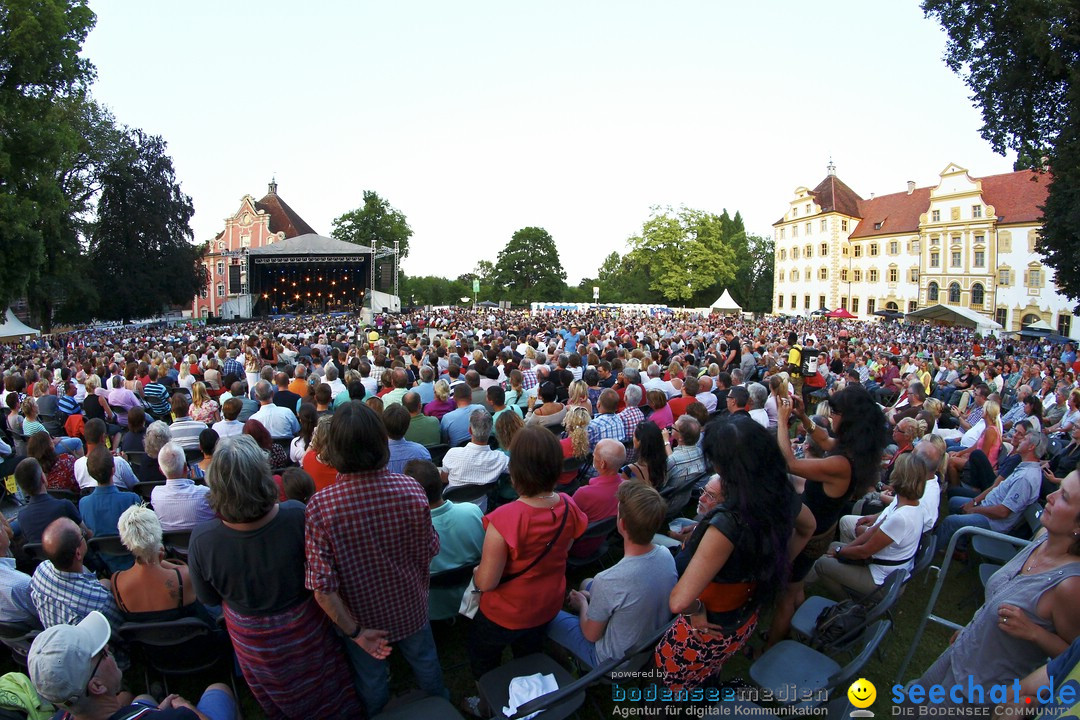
[82,0,1015,284]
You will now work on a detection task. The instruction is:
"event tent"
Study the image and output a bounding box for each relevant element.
[904,304,1002,335]
[825,308,857,319]
[0,309,39,341]
[709,290,742,313]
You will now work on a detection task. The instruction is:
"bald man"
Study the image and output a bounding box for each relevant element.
[29,518,121,628]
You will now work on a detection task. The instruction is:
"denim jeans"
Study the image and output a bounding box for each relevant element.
[546,610,599,668]
[935,496,991,552]
[344,622,447,716]
[55,437,82,456]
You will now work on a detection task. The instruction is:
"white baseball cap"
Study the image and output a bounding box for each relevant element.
[28,611,111,705]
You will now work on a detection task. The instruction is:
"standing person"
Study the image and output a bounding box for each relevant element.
[188,435,361,719]
[305,402,448,716]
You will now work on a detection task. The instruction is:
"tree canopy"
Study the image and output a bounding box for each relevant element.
[922,0,1080,304]
[331,190,413,258]
[88,129,206,322]
[492,227,567,304]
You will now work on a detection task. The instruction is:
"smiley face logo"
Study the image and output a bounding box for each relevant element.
[848,678,876,709]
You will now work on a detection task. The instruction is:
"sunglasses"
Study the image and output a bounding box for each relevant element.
[86,646,111,692]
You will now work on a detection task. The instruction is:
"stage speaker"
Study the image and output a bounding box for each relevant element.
[382,306,389,314]
[234,314,240,320]
[228,265,242,294]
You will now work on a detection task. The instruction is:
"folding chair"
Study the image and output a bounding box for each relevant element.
[749,620,890,712]
[0,620,42,667]
[790,570,905,653]
[162,530,193,560]
[371,696,465,720]
[477,651,623,720]
[117,617,236,697]
[599,617,677,681]
[132,480,165,504]
[47,488,80,504]
[427,443,451,466]
[659,470,709,523]
[565,516,618,570]
[971,501,1042,568]
[442,480,498,504]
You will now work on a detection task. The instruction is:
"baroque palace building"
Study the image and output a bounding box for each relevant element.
[771,162,1077,338]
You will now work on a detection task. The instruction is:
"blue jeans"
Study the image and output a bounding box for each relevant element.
[936,496,991,551]
[546,610,599,668]
[135,688,235,720]
[55,437,82,456]
[344,622,447,716]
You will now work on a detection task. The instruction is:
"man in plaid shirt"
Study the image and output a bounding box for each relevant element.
[221,348,244,381]
[587,389,626,451]
[618,385,646,442]
[305,402,447,716]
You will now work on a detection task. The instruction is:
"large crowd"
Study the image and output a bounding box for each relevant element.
[1,306,1080,719]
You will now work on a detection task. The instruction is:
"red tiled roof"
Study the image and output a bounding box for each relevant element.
[849,187,932,238]
[810,175,863,218]
[255,192,316,238]
[979,170,1047,225]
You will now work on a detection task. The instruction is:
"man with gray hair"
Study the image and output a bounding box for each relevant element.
[747,383,769,428]
[439,410,507,512]
[663,416,706,489]
[617,384,645,442]
[250,380,300,439]
[150,441,214,531]
[321,363,347,400]
[643,363,678,399]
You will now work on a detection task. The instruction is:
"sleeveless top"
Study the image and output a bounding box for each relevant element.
[933,536,1080,689]
[112,567,199,623]
[802,454,855,535]
[975,425,1002,469]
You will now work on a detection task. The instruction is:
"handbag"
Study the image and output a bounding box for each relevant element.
[458,496,570,619]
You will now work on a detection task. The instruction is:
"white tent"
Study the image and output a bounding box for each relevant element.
[709,289,742,313]
[904,304,1002,335]
[1023,319,1053,331]
[0,309,39,341]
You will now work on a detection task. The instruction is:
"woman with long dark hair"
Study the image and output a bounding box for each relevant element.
[655,417,796,690]
[621,420,668,491]
[768,385,888,647]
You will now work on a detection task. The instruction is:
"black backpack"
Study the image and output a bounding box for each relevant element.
[810,598,866,651]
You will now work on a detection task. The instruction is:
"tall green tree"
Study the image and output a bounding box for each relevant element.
[626,206,737,305]
[922,0,1080,304]
[0,0,97,309]
[88,128,207,322]
[331,190,413,258]
[730,234,774,313]
[492,227,567,304]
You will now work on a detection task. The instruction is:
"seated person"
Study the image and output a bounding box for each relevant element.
[654,472,723,549]
[26,430,78,494]
[11,457,92,545]
[0,514,38,626]
[547,481,677,668]
[211,397,244,438]
[29,518,121,628]
[278,467,316,505]
[806,453,928,597]
[78,447,140,574]
[150,442,214,532]
[383,403,431,474]
[440,409,507,512]
[28,611,237,720]
[405,459,484,622]
[111,505,214,623]
[302,415,338,492]
[74,418,138,491]
[570,438,625,558]
[168,394,207,450]
[662,415,706,488]
[133,420,171,484]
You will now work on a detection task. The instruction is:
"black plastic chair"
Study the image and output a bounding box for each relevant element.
[162,529,193,560]
[0,620,42,667]
[117,617,235,696]
[427,443,451,466]
[443,481,498,504]
[46,488,80,504]
[478,651,623,720]
[565,516,618,570]
[132,480,165,504]
[659,470,709,523]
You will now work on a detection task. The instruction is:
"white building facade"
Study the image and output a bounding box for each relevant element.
[772,162,1077,337]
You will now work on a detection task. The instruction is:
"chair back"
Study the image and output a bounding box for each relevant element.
[162,530,192,559]
[47,488,80,504]
[132,481,165,504]
[429,563,478,589]
[825,620,891,693]
[183,447,203,466]
[603,618,676,680]
[20,543,45,564]
[507,653,624,720]
[443,481,498,504]
[0,620,42,667]
[1023,502,1044,536]
[660,470,709,522]
[88,535,132,561]
[117,617,226,677]
[911,533,937,578]
[427,444,451,466]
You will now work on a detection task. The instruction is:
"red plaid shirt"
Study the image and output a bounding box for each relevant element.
[305,469,439,642]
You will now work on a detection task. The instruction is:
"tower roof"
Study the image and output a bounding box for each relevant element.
[255,182,316,238]
[809,173,864,218]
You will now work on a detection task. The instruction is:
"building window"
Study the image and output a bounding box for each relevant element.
[971,283,985,307]
[948,282,961,303]
[792,269,799,281]
[972,204,982,219]
[852,297,860,313]
[853,270,862,282]
[779,228,785,240]
[842,245,849,257]
[240,235,251,248]
[778,295,784,309]
[791,295,797,309]
[1028,268,1043,287]
[1059,315,1072,336]
[819,268,828,280]
[805,203,811,214]
[820,243,828,256]
[951,251,962,267]
[792,248,799,260]
[931,252,940,267]
[889,268,898,283]
[216,283,225,298]
[841,219,848,232]
[908,301,917,313]
[792,207,798,218]
[912,240,920,254]
[841,268,849,282]
[216,261,224,276]
[804,295,811,310]
[779,270,785,282]
[910,268,919,283]
[806,245,813,258]
[840,296,848,310]
[932,209,941,222]
[998,269,1010,286]
[928,282,939,302]
[975,234,984,245]
[854,245,863,258]
[866,299,875,314]
[805,222,812,235]
[793,225,799,238]
[200,285,208,299]
[996,308,1008,327]
[974,250,985,267]
[931,236,940,247]
[819,295,826,310]
[868,269,878,282]
[780,249,787,260]
[821,219,828,232]
[870,243,879,257]
[889,241,898,255]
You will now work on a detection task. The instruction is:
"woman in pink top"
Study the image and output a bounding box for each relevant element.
[423,380,455,420]
[647,389,674,430]
[947,400,1002,486]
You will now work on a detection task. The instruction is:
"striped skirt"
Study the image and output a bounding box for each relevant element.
[223,597,362,720]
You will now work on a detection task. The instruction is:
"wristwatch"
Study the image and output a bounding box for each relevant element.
[347,626,363,639]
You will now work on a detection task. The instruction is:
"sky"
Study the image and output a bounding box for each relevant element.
[81,1,1016,285]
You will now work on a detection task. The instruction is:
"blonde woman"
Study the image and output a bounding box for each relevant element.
[244,347,261,395]
[495,410,524,458]
[559,407,591,485]
[423,379,455,420]
[947,400,1002,486]
[566,380,593,418]
[189,382,220,424]
[301,415,337,492]
[505,370,528,409]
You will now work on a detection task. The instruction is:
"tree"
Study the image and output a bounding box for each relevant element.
[922,0,1080,304]
[626,207,737,305]
[731,234,775,313]
[87,128,207,322]
[0,0,97,309]
[331,191,413,259]
[492,227,567,304]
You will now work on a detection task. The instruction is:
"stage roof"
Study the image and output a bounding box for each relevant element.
[248,234,373,256]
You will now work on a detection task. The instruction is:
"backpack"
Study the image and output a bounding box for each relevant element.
[801,348,820,377]
[810,598,866,651]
